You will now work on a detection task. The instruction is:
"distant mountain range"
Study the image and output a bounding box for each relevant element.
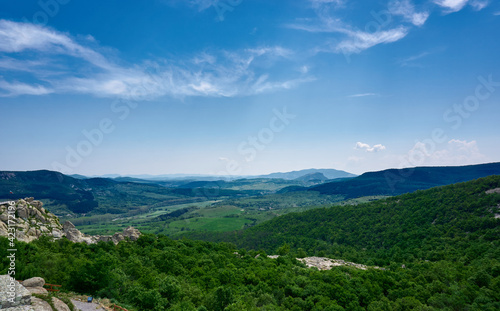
[307,162,500,198]
[257,169,357,180]
[0,168,344,216]
[71,168,357,182]
[3,163,500,216]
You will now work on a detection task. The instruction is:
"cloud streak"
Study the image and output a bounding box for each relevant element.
[0,79,53,97]
[0,20,311,99]
[287,0,422,55]
[389,0,430,26]
[347,93,378,98]
[432,0,489,13]
[355,142,387,152]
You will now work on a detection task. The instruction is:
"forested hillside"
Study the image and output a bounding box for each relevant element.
[214,176,500,266]
[1,177,499,310]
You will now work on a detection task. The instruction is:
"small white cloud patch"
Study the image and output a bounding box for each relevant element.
[355,142,387,152]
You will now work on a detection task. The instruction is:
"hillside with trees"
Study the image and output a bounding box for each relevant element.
[1,176,499,310]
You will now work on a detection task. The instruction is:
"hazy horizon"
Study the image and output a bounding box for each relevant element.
[1,1,499,176]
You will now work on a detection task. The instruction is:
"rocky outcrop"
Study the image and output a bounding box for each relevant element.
[62,221,94,245]
[0,199,63,243]
[0,275,31,309]
[297,257,374,270]
[0,199,141,245]
[0,276,72,310]
[121,226,141,241]
[266,256,383,271]
[486,187,500,194]
[62,221,141,245]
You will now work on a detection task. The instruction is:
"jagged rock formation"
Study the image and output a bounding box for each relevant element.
[0,198,63,243]
[62,221,141,245]
[0,199,141,245]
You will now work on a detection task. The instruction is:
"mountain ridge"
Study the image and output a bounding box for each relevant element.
[308,162,500,198]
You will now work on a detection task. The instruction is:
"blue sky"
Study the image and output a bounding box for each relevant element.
[0,0,499,176]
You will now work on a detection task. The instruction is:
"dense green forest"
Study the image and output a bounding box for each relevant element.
[191,176,500,265]
[1,176,500,310]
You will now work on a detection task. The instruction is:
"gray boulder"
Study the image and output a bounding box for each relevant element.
[30,297,53,311]
[26,286,48,295]
[52,297,71,311]
[21,277,45,288]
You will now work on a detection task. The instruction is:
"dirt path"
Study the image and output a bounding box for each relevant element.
[71,299,106,311]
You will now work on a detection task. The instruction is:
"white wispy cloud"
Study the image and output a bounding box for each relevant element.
[291,0,487,56]
[347,93,378,98]
[288,2,411,55]
[396,47,446,67]
[0,20,311,98]
[355,142,387,152]
[162,0,219,12]
[397,51,432,67]
[389,0,430,26]
[433,0,468,12]
[336,27,409,54]
[469,0,489,11]
[0,79,53,97]
[433,0,489,13]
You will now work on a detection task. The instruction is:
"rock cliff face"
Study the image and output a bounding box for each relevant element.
[0,198,141,245]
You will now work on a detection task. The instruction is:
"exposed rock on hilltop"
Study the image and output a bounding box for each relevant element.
[0,198,141,245]
[62,220,141,244]
[266,255,381,271]
[0,198,63,243]
[297,256,380,270]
